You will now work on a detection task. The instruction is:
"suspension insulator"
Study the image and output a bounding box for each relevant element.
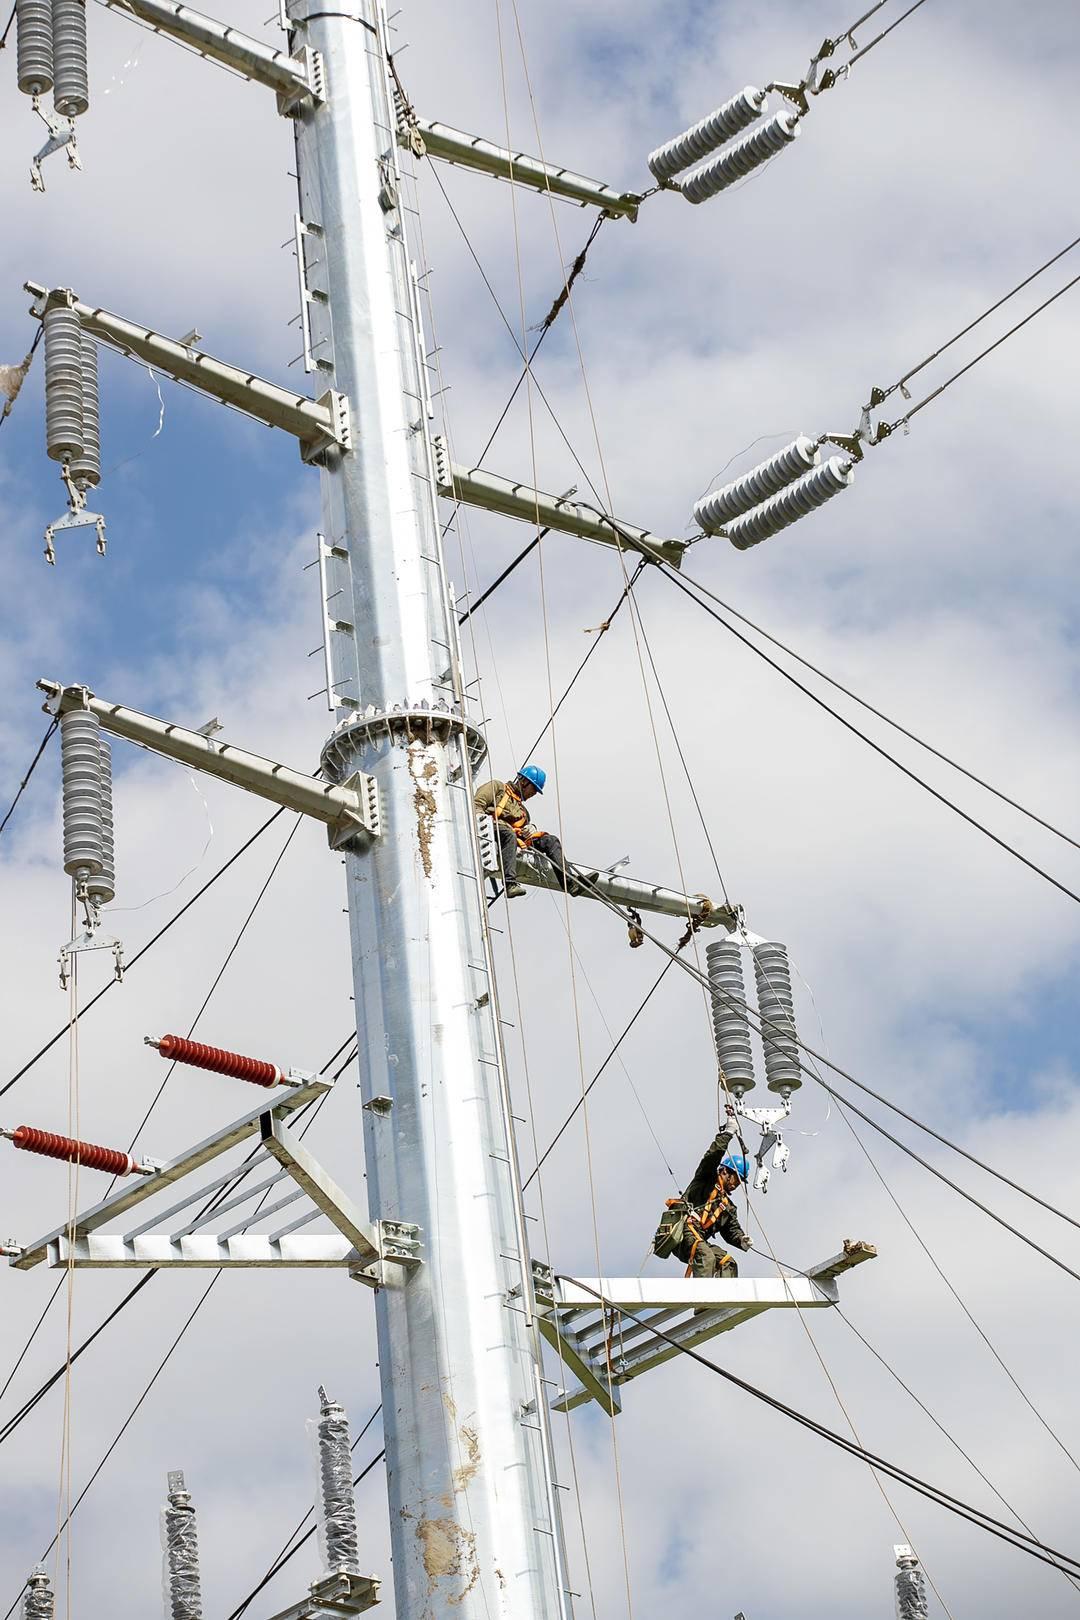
[725,455,854,551]
[16,0,54,97]
[60,707,105,881]
[706,938,756,1094]
[22,1568,54,1620]
[44,302,84,464]
[752,941,802,1094]
[162,1472,203,1620]
[51,0,88,117]
[69,334,101,491]
[313,1388,361,1577]
[694,436,821,533]
[3,1124,139,1176]
[85,735,114,907]
[677,111,800,204]
[647,86,767,183]
[149,1034,283,1087]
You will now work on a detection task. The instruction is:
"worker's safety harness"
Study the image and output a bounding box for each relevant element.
[494,782,546,848]
[656,1174,735,1276]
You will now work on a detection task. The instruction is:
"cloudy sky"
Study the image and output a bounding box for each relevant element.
[3,1,1080,1617]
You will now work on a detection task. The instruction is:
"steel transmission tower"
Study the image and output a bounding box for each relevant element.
[288,6,571,1616]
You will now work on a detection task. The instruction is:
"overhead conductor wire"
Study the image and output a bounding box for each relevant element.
[0,720,58,842]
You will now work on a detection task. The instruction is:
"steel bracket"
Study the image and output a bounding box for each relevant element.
[261,1570,380,1620]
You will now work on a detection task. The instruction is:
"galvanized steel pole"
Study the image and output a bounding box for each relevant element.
[287,4,571,1616]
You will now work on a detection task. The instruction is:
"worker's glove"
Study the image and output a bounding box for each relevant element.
[738,1234,752,1251]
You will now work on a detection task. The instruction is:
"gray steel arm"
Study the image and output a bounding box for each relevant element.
[515,848,734,927]
[103,0,320,109]
[414,120,640,220]
[24,284,348,461]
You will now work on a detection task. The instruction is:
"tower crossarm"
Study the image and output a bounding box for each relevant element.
[25,284,349,462]
[409,119,641,219]
[433,439,687,567]
[515,847,736,927]
[102,0,322,112]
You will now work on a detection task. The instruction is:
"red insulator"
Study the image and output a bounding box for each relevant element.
[10,1125,135,1177]
[155,1034,281,1088]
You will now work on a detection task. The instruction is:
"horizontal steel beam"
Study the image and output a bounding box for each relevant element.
[48,1233,360,1266]
[413,120,640,220]
[433,439,686,567]
[103,0,321,110]
[548,1276,838,1311]
[25,284,348,462]
[517,850,734,927]
[11,1078,331,1269]
[38,681,379,846]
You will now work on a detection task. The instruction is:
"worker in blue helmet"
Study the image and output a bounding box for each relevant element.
[652,1112,751,1279]
[473,765,597,900]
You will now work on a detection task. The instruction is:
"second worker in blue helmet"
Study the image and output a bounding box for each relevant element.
[473,764,597,901]
[652,1109,752,1279]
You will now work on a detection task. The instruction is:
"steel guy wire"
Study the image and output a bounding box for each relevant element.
[0,805,289,1101]
[666,574,1080,857]
[457,527,549,624]
[655,561,1080,911]
[561,1278,1080,1580]
[0,719,58,841]
[846,0,930,64]
[226,1404,384,1620]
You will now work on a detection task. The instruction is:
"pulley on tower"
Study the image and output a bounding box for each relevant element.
[707,933,803,1192]
[14,0,88,190]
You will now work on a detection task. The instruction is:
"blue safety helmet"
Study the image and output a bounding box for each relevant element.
[721,1154,749,1183]
[519,764,546,793]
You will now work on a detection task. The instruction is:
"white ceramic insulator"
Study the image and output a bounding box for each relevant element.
[647,86,767,183]
[678,111,800,204]
[753,941,801,1094]
[44,303,84,463]
[694,436,821,533]
[725,456,854,551]
[69,334,101,490]
[16,0,53,96]
[86,736,114,906]
[60,708,105,879]
[895,1558,928,1620]
[52,0,88,117]
[706,938,756,1093]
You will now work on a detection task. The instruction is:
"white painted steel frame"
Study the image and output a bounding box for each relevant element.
[289,5,572,1616]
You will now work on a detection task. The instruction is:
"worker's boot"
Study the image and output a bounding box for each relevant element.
[505,881,527,899]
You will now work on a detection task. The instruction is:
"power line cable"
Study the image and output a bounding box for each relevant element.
[0,806,289,1101]
[661,575,1080,857]
[0,720,58,842]
[654,560,1080,910]
[561,1278,1080,1580]
[847,0,930,64]
[458,529,549,625]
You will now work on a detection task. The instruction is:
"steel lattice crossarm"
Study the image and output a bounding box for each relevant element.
[532,1242,877,1415]
[6,1068,420,1280]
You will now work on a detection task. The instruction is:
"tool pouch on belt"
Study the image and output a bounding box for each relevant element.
[653,1199,688,1259]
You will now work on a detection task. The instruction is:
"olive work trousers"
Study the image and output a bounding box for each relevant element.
[671,1237,739,1279]
[495,820,572,887]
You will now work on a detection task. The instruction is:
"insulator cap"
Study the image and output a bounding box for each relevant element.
[16,0,54,96]
[60,707,105,879]
[694,436,821,533]
[647,86,767,183]
[52,0,89,117]
[154,1034,282,1088]
[725,455,854,551]
[677,111,800,204]
[8,1124,136,1176]
[706,938,756,1092]
[752,941,802,1093]
[44,302,84,463]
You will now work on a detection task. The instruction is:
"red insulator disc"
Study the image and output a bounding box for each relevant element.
[11,1125,133,1177]
[156,1034,280,1087]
